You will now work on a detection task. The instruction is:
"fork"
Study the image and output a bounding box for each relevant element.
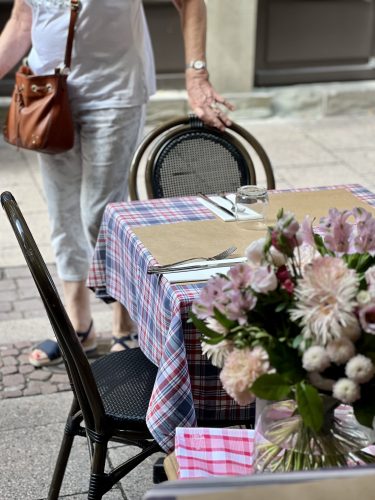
[148,245,237,273]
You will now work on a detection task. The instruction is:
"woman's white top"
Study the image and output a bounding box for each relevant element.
[25,0,156,110]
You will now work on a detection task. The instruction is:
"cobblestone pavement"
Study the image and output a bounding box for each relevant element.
[0,337,111,400]
[0,262,111,399]
[0,340,70,399]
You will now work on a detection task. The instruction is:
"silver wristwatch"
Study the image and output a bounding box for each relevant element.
[185,60,207,71]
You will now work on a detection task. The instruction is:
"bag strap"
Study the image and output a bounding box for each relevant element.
[61,0,80,72]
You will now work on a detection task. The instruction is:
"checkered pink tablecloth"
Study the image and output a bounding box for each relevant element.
[88,184,375,453]
[175,427,255,478]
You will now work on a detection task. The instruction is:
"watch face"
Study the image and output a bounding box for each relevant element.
[193,60,205,70]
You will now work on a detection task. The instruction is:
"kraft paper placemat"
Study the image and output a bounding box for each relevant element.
[132,189,375,266]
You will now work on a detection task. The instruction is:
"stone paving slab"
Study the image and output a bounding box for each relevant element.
[0,263,109,322]
[0,391,163,499]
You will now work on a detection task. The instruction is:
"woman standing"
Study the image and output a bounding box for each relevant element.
[0,0,233,366]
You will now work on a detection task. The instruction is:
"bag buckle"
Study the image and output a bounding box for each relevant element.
[71,0,80,11]
[55,64,70,75]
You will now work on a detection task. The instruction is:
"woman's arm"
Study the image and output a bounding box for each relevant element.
[0,0,32,79]
[174,0,234,131]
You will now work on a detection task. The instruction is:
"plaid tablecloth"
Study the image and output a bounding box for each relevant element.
[87,184,375,452]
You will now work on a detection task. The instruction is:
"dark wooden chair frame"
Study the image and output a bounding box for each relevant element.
[1,191,162,500]
[129,115,275,201]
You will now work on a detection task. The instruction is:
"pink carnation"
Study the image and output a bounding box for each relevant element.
[220,347,270,406]
[359,301,375,335]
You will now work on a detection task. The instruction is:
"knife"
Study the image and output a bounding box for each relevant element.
[197,193,235,218]
[147,258,246,274]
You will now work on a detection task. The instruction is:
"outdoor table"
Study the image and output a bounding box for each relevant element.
[87,184,375,452]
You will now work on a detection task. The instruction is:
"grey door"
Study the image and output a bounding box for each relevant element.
[255,0,375,85]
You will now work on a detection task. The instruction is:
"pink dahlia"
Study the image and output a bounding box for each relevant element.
[290,256,359,345]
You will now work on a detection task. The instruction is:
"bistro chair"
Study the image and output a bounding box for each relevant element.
[129,115,275,200]
[1,191,162,500]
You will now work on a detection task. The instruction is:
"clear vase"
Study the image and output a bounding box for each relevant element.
[254,398,375,473]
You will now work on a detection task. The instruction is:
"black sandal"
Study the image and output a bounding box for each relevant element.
[29,320,97,367]
[111,332,138,351]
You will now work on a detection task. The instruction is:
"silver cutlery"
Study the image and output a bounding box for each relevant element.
[197,193,235,218]
[219,193,246,213]
[148,259,242,274]
[148,245,237,274]
[219,193,236,212]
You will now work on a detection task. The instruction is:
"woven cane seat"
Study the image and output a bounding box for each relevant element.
[91,348,158,430]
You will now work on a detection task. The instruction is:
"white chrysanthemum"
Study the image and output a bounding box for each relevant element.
[302,346,330,372]
[326,338,355,365]
[357,290,372,306]
[205,317,228,336]
[308,372,335,391]
[201,340,232,368]
[332,378,360,404]
[290,256,359,345]
[345,355,375,384]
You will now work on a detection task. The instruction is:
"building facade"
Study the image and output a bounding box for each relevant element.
[1,0,375,95]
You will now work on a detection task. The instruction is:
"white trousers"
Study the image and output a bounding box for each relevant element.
[39,105,145,281]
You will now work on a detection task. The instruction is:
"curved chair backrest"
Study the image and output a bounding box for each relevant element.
[129,115,275,200]
[0,191,105,433]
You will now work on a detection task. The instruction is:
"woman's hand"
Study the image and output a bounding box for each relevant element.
[186,69,235,131]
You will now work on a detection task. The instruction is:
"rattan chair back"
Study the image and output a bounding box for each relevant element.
[129,115,275,200]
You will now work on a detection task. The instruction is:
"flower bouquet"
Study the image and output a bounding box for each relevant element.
[190,206,375,472]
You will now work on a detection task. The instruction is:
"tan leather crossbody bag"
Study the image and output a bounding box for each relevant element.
[3,0,79,154]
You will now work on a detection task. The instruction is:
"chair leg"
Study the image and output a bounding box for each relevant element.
[88,441,110,500]
[48,399,81,500]
[48,431,76,500]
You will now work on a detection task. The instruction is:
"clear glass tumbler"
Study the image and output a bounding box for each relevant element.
[235,185,269,230]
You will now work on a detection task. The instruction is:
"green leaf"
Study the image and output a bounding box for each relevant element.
[353,387,375,428]
[295,382,323,432]
[356,333,375,359]
[313,233,330,256]
[213,307,237,330]
[267,344,305,383]
[251,373,291,400]
[188,311,223,340]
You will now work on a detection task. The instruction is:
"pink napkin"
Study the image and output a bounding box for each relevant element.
[174,427,255,479]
